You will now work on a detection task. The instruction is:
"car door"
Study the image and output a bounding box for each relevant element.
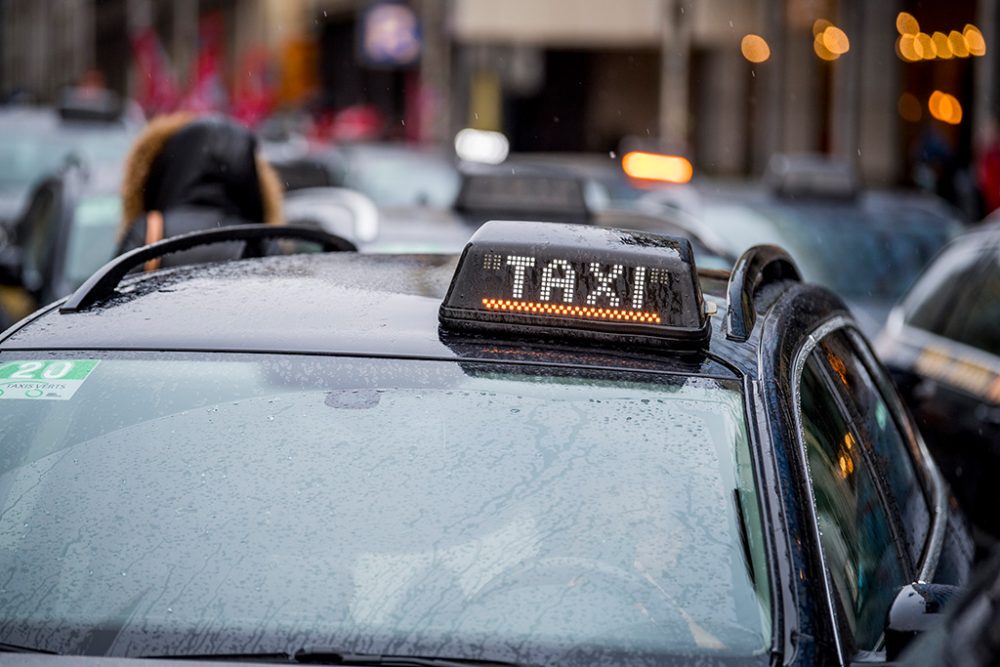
[797,346,912,659]
[886,240,1000,535]
[796,319,970,662]
[16,180,64,298]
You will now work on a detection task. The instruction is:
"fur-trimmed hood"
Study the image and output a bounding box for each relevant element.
[120,113,282,237]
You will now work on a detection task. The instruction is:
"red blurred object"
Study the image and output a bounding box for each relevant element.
[180,12,228,113]
[130,27,180,114]
[315,104,385,142]
[231,48,276,128]
[978,139,1000,215]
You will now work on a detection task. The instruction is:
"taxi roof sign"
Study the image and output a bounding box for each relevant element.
[440,221,710,347]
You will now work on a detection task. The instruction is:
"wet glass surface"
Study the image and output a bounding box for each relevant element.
[0,352,768,662]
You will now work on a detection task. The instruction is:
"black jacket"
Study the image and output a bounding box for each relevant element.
[118,115,275,268]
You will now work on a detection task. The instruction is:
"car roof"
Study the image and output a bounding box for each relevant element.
[961,216,1000,239]
[0,106,131,135]
[0,251,768,380]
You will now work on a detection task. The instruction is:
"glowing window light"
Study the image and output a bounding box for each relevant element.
[915,32,936,59]
[621,151,693,184]
[964,25,987,56]
[814,34,840,61]
[740,34,771,63]
[896,12,920,36]
[932,31,953,59]
[822,26,850,55]
[481,298,662,324]
[897,35,921,62]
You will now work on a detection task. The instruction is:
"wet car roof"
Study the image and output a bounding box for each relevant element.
[0,252,747,379]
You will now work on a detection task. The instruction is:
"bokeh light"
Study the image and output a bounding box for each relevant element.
[740,34,771,64]
[621,151,693,184]
[932,32,953,59]
[822,26,850,55]
[812,19,832,37]
[965,25,987,56]
[916,32,936,60]
[929,91,963,125]
[897,35,921,62]
[949,31,970,58]
[814,33,839,61]
[896,12,920,36]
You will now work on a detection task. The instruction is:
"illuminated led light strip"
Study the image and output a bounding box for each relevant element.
[482,298,662,324]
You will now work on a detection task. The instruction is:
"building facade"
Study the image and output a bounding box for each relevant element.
[1,0,996,188]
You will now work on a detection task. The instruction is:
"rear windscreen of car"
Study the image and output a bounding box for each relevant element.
[342,148,460,208]
[0,352,770,664]
[700,201,962,301]
[65,194,121,288]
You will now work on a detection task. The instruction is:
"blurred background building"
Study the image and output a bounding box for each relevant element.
[1,0,996,192]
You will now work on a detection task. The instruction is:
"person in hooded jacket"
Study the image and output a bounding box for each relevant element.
[117,112,283,269]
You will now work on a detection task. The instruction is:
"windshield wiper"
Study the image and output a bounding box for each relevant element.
[145,647,531,667]
[0,641,58,654]
[296,649,529,667]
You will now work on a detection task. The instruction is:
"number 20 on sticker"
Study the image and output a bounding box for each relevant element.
[0,360,99,400]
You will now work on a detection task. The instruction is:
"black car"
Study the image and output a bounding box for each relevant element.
[667,155,966,337]
[0,92,135,235]
[0,221,974,665]
[876,220,1000,540]
[0,162,121,322]
[896,547,1000,666]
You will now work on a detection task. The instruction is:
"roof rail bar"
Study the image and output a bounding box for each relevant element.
[61,224,357,313]
[725,245,801,342]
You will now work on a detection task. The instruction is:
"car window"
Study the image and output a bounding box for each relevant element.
[799,356,910,652]
[343,147,460,208]
[813,331,930,566]
[0,123,132,190]
[19,185,61,289]
[938,246,1000,358]
[904,241,984,336]
[63,194,121,289]
[0,125,62,189]
[0,352,771,662]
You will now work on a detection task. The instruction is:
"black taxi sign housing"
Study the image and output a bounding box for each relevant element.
[440,220,710,347]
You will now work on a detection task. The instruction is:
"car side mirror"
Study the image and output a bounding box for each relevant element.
[884,582,961,660]
[0,245,23,286]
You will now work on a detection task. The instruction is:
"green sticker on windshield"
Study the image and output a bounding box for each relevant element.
[0,360,99,400]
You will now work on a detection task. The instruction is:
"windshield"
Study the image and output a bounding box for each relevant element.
[63,195,121,288]
[0,123,132,191]
[699,199,963,301]
[0,352,769,663]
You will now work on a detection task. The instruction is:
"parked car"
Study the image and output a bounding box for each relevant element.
[271,142,461,209]
[0,90,135,235]
[0,220,974,665]
[0,162,121,320]
[661,155,967,336]
[876,219,1000,540]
